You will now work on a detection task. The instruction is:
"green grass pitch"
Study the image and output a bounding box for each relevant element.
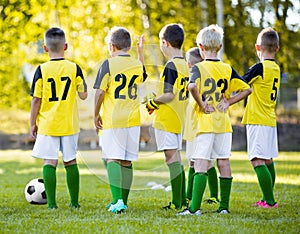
[0,150,299,233]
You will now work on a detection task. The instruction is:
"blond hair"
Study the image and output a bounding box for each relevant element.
[196,24,223,53]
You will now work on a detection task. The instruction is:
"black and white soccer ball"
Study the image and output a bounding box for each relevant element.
[24,178,47,204]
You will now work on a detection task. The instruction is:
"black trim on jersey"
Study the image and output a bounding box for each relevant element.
[230,67,245,81]
[189,65,200,84]
[205,59,220,62]
[50,58,65,61]
[30,65,42,96]
[93,59,110,89]
[76,64,87,92]
[243,63,263,83]
[173,56,184,59]
[163,61,178,93]
[189,64,243,84]
[142,65,148,82]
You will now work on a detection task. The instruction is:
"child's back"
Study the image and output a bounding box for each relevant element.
[242,60,280,126]
[94,55,144,128]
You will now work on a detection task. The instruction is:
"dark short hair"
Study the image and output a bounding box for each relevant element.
[108,26,131,51]
[159,23,184,49]
[186,47,203,65]
[258,27,279,52]
[44,27,66,53]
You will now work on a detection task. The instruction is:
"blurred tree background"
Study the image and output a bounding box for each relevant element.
[1,0,300,112]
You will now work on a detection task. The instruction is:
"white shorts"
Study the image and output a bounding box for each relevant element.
[32,134,79,162]
[186,140,196,161]
[101,127,140,161]
[154,129,182,151]
[246,125,278,160]
[190,133,232,160]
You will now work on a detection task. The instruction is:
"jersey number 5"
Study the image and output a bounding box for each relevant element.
[48,77,71,102]
[270,78,279,101]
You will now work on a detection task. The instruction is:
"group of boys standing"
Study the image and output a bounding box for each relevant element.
[30,23,280,215]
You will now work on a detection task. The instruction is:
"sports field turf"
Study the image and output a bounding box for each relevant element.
[0,150,299,233]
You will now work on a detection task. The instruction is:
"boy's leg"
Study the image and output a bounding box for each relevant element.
[189,172,207,212]
[189,159,209,212]
[207,165,218,201]
[43,160,58,209]
[64,160,80,208]
[218,177,232,212]
[121,163,133,206]
[217,158,232,212]
[186,164,195,201]
[107,161,122,204]
[266,160,276,188]
[180,164,187,207]
[253,162,275,205]
[163,148,184,209]
[166,159,182,209]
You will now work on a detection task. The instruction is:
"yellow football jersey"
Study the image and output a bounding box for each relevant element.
[183,96,201,141]
[153,57,189,134]
[190,60,250,133]
[93,55,146,129]
[30,58,87,136]
[242,60,280,127]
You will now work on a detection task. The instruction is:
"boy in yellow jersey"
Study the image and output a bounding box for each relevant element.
[184,47,219,205]
[177,24,252,216]
[241,27,280,208]
[145,23,189,210]
[30,27,88,209]
[94,27,147,213]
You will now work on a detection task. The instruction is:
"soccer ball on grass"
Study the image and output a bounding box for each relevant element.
[24,178,47,204]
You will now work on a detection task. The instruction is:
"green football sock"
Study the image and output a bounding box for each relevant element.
[254,165,275,205]
[107,161,122,204]
[43,164,57,208]
[186,167,195,200]
[65,164,80,207]
[266,162,276,188]
[168,161,182,209]
[180,165,187,206]
[121,164,133,206]
[189,172,207,213]
[207,166,218,200]
[218,177,232,212]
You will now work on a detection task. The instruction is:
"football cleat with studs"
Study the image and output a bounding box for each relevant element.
[176,208,201,216]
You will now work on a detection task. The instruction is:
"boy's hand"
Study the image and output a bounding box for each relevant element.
[142,92,158,115]
[202,96,215,114]
[94,114,103,130]
[216,94,229,112]
[30,124,38,139]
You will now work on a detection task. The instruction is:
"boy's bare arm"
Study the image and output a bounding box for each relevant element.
[94,89,105,130]
[144,92,174,115]
[30,97,42,138]
[217,88,252,112]
[137,35,145,65]
[188,83,214,114]
[154,92,175,104]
